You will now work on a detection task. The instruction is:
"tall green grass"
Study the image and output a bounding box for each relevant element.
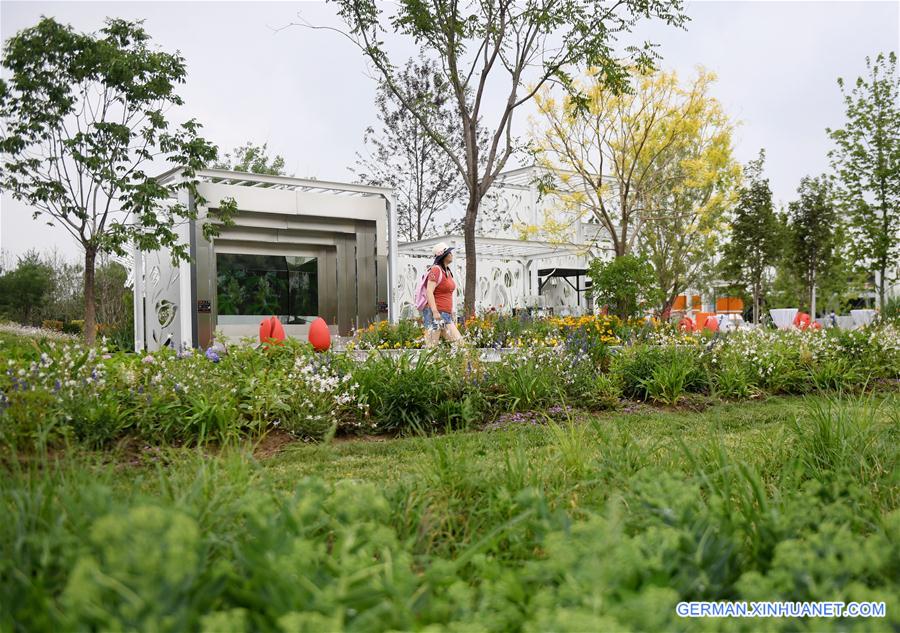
[2,395,897,631]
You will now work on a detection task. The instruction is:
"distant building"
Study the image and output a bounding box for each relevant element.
[133,169,396,351]
[396,166,613,317]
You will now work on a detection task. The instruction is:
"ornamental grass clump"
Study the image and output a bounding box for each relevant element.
[613,345,708,403]
[353,348,484,434]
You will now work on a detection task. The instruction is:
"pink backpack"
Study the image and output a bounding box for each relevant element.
[414,265,443,311]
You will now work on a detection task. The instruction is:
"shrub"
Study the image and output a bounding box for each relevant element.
[639,352,696,405]
[807,356,868,392]
[564,360,622,410]
[711,363,758,400]
[613,345,707,402]
[63,320,84,335]
[487,348,565,412]
[588,254,658,319]
[354,349,483,434]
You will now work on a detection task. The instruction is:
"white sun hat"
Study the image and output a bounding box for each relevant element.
[432,242,455,261]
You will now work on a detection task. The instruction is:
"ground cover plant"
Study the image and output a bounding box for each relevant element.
[1,395,898,631]
[350,314,652,350]
[2,322,899,451]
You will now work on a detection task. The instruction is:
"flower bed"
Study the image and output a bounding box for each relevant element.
[348,314,683,359]
[1,323,898,451]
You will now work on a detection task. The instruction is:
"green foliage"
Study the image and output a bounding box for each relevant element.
[353,349,482,434]
[711,363,758,400]
[720,150,782,323]
[828,52,900,309]
[351,319,425,349]
[564,362,623,410]
[613,345,707,401]
[353,54,467,242]
[0,17,236,343]
[0,251,52,326]
[487,348,565,412]
[213,141,288,176]
[2,394,898,631]
[638,350,705,405]
[330,0,687,315]
[589,254,658,319]
[1,322,898,452]
[782,175,848,315]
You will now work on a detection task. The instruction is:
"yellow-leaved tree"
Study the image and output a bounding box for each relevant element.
[529,68,740,314]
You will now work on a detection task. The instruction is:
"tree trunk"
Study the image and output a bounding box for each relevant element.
[753,281,760,325]
[463,192,480,318]
[810,268,817,318]
[878,264,886,310]
[84,246,97,346]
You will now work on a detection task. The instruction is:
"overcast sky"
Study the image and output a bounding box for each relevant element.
[1,0,898,263]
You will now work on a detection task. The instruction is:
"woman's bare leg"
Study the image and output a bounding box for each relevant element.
[424,327,441,348]
[442,322,462,345]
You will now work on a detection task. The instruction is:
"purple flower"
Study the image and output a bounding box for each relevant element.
[205,348,220,363]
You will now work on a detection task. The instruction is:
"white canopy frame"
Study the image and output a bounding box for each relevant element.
[398,234,597,310]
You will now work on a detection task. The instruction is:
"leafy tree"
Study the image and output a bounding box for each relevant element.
[0,250,53,325]
[318,0,687,315]
[785,175,842,316]
[720,151,781,324]
[353,55,468,242]
[213,141,288,176]
[95,258,131,327]
[588,253,657,320]
[42,250,86,324]
[0,18,234,344]
[532,69,737,268]
[828,52,900,309]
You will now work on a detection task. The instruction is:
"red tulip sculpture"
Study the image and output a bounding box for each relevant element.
[793,312,811,330]
[704,315,719,332]
[259,316,286,347]
[308,317,331,352]
[678,317,694,333]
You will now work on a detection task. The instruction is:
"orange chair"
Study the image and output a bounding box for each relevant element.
[716,297,744,314]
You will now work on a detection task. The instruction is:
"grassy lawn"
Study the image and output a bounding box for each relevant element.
[261,397,810,488]
[2,326,898,631]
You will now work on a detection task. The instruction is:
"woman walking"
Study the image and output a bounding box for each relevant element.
[422,242,462,348]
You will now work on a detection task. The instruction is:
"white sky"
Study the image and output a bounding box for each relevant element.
[1,0,898,264]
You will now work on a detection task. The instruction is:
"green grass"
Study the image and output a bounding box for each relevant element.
[258,397,803,486]
[3,394,899,631]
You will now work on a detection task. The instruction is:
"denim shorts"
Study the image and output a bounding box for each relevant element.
[422,309,453,330]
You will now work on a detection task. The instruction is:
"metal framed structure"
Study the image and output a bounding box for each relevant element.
[396,234,596,316]
[537,267,592,307]
[134,169,397,351]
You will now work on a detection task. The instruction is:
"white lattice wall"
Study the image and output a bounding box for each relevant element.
[396,252,587,318]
